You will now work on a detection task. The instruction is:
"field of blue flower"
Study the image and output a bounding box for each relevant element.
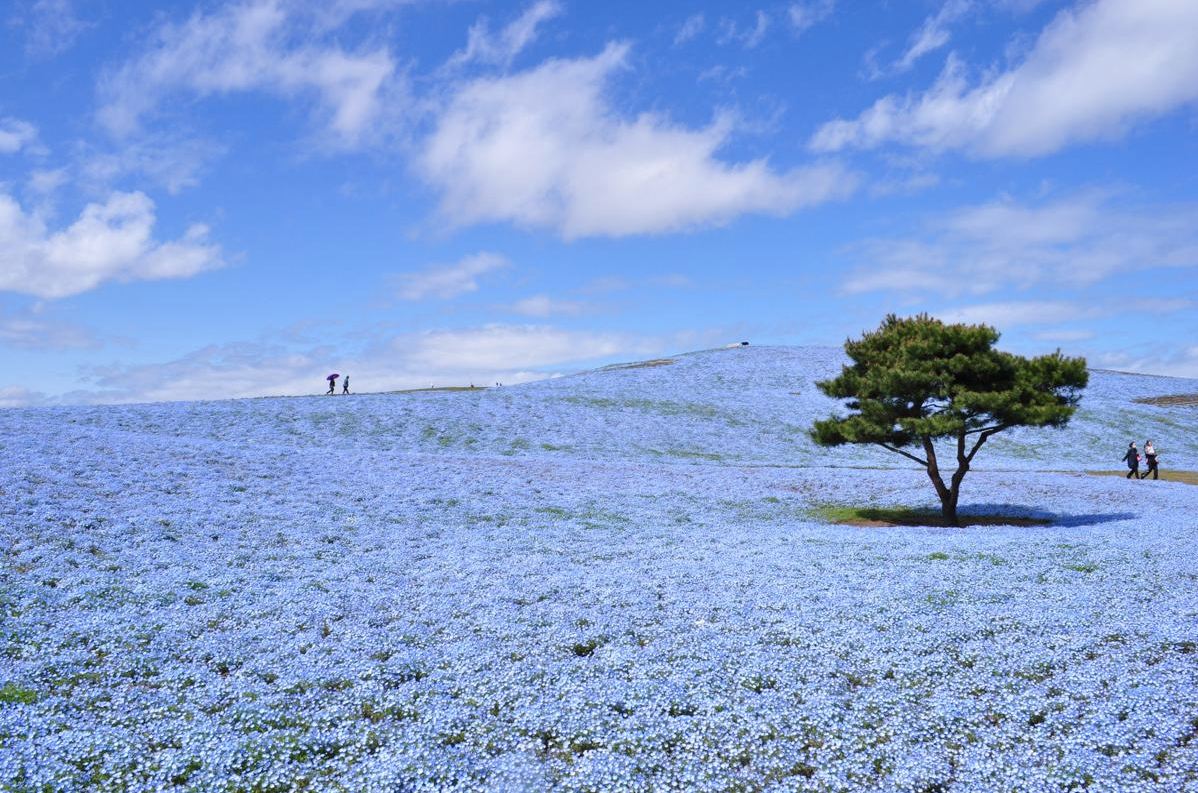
[2,346,1197,791]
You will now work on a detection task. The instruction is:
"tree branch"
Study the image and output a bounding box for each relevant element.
[965,424,1009,463]
[876,443,928,467]
[964,424,1006,435]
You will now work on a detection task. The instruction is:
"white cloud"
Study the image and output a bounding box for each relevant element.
[0,309,98,350]
[1032,328,1094,342]
[421,44,855,238]
[1094,345,1198,379]
[788,0,835,36]
[718,11,771,49]
[508,294,584,317]
[395,252,509,300]
[649,273,694,288]
[940,300,1096,327]
[0,386,48,408]
[0,190,222,298]
[812,0,1198,157]
[894,0,973,73]
[447,0,562,69]
[27,168,68,195]
[396,324,640,373]
[96,0,398,146]
[79,136,226,194]
[71,323,669,403]
[0,118,38,154]
[18,0,89,57]
[844,192,1198,297]
[674,14,705,45]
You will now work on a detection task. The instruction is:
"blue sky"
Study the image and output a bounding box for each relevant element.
[2,0,1197,404]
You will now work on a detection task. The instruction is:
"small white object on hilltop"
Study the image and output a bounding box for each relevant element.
[725,341,750,348]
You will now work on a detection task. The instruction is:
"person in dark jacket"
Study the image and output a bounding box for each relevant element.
[1122,442,1140,479]
[326,376,336,395]
[1141,440,1159,480]
[342,375,350,395]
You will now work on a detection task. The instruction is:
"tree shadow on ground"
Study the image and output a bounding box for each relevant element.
[819,503,1137,528]
[964,504,1138,528]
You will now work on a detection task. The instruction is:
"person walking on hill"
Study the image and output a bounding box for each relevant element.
[1141,440,1159,480]
[1122,442,1140,479]
[326,375,337,395]
[342,375,350,395]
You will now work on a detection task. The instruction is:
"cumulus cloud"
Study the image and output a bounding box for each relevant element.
[96,0,398,146]
[394,252,509,300]
[811,0,1198,157]
[0,190,222,298]
[447,0,562,69]
[844,192,1198,297]
[0,118,39,154]
[421,44,855,238]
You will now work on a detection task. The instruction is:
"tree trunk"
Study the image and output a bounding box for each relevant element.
[921,437,959,526]
[941,488,960,526]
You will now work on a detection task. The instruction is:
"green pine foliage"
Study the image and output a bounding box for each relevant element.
[811,314,1088,525]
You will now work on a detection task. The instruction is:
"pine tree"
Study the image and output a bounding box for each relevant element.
[811,314,1089,526]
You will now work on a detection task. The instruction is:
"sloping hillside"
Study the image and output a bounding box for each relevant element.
[5,345,1195,471]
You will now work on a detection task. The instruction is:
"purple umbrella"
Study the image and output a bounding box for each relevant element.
[327,373,339,381]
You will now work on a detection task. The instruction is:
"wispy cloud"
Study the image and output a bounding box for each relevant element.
[508,294,585,317]
[674,13,705,45]
[939,300,1097,328]
[893,0,972,74]
[70,324,667,403]
[0,306,100,350]
[1094,344,1198,379]
[718,11,771,49]
[0,118,39,154]
[420,43,856,238]
[812,0,1198,157]
[79,135,226,195]
[447,0,562,69]
[96,0,400,147]
[13,0,89,58]
[0,190,222,298]
[939,298,1190,333]
[844,191,1198,297]
[787,0,836,36]
[0,386,49,408]
[27,168,68,195]
[394,252,509,300]
[1032,328,1095,343]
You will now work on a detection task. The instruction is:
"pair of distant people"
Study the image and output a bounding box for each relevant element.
[1122,441,1159,480]
[326,375,350,395]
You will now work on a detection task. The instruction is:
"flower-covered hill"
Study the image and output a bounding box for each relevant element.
[5,345,1195,471]
[2,346,1198,791]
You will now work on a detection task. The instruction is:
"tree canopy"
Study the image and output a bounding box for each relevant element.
[811,314,1089,525]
